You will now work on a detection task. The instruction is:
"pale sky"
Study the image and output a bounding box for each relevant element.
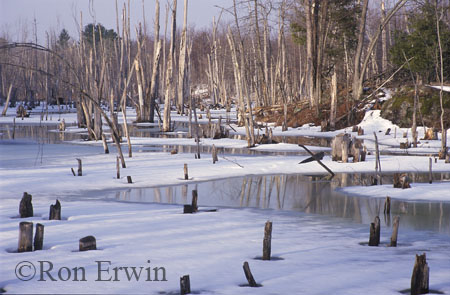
[0,0,233,43]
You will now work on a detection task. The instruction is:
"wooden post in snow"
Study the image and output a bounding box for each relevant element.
[390,216,400,247]
[12,117,16,139]
[191,190,198,212]
[19,192,33,218]
[411,253,429,295]
[243,261,258,287]
[429,158,432,184]
[79,236,96,251]
[384,196,391,215]
[262,221,272,260]
[101,134,109,154]
[18,222,33,252]
[184,163,189,180]
[368,216,380,246]
[180,275,191,294]
[212,144,218,164]
[116,156,120,179]
[374,132,382,185]
[34,223,44,251]
[76,158,82,176]
[49,200,61,220]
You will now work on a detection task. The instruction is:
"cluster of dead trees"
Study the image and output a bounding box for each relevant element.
[0,0,448,156]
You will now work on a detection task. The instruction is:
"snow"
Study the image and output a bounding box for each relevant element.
[431,85,450,92]
[340,181,450,201]
[1,197,450,294]
[1,97,450,294]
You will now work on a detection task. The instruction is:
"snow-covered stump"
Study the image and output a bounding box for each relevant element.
[242,261,258,287]
[180,275,191,294]
[49,200,61,220]
[79,236,96,251]
[384,196,391,215]
[34,223,44,251]
[368,216,381,246]
[19,192,33,218]
[184,163,189,180]
[18,222,33,252]
[390,216,400,247]
[262,221,272,261]
[411,253,429,295]
[385,128,391,135]
[76,158,82,176]
[332,134,351,162]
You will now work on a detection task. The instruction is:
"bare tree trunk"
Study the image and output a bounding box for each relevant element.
[177,0,188,115]
[381,0,388,73]
[1,83,12,116]
[352,0,369,101]
[436,1,447,159]
[163,0,177,132]
[352,0,407,101]
[330,71,337,130]
[149,0,161,123]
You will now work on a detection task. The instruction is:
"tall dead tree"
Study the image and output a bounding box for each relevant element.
[149,0,161,123]
[163,0,177,132]
[177,0,189,115]
[352,0,408,101]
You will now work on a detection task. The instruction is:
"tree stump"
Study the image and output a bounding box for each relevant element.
[127,176,133,184]
[49,200,61,220]
[384,196,391,215]
[385,128,391,135]
[101,133,109,154]
[18,222,33,252]
[180,275,191,294]
[19,192,33,218]
[79,236,96,251]
[242,261,257,287]
[262,221,272,261]
[390,216,400,247]
[212,144,218,164]
[423,128,435,140]
[428,158,432,184]
[331,133,351,161]
[34,223,44,251]
[341,135,350,163]
[394,173,411,189]
[184,164,189,180]
[191,190,198,213]
[411,253,429,295]
[116,156,120,179]
[357,127,364,135]
[76,158,82,176]
[368,216,380,246]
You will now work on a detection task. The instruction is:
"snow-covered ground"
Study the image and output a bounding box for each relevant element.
[1,99,450,294]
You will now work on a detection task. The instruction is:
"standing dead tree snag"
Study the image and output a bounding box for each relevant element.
[163,0,177,132]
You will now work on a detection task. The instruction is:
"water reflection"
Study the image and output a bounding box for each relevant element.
[109,173,450,234]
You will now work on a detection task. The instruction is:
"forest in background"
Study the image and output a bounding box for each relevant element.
[0,0,449,157]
